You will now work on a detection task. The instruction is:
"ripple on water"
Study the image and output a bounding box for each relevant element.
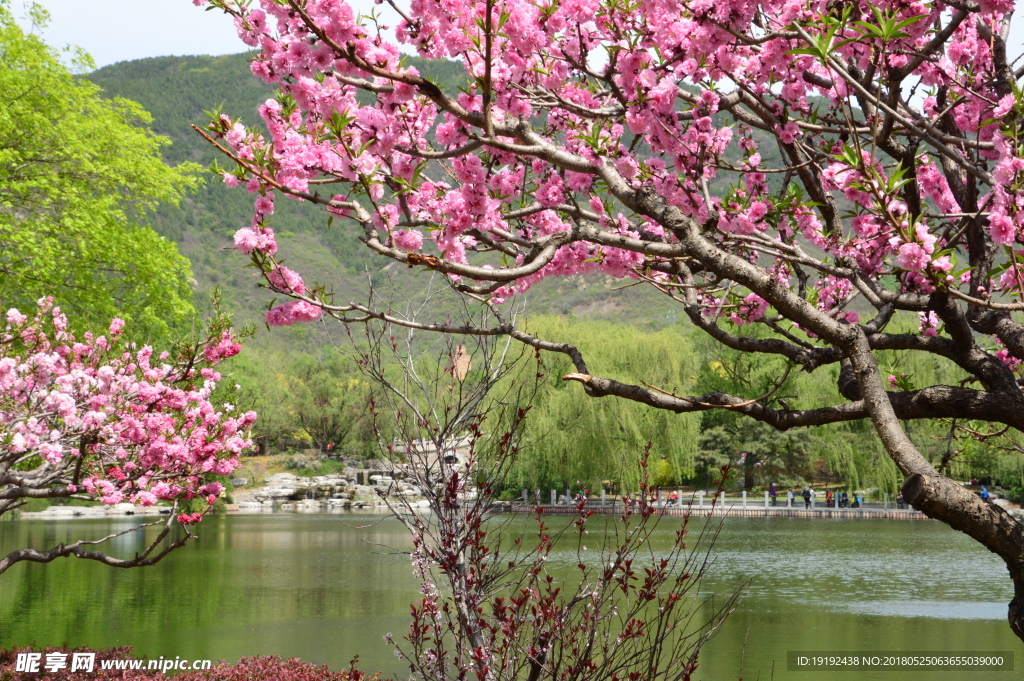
[836,599,1008,620]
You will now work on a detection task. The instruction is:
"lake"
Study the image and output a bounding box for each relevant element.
[0,512,1020,680]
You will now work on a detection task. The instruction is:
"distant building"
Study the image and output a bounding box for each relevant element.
[392,435,473,471]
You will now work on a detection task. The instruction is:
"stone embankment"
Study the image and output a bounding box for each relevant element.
[16,467,429,519]
[18,503,170,519]
[231,468,429,512]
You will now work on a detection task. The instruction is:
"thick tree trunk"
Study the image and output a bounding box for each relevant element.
[847,330,1024,642]
[618,189,1024,642]
[902,471,1024,639]
[1009,562,1024,641]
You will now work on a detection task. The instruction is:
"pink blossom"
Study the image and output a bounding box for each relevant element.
[919,311,940,337]
[0,299,254,522]
[989,214,1016,246]
[994,94,1016,119]
[203,332,243,362]
[266,300,324,326]
[730,293,769,326]
[133,491,158,506]
[6,308,26,326]
[234,227,260,254]
[996,349,1022,372]
[896,243,930,271]
[254,195,275,215]
[233,227,278,255]
[267,266,306,294]
[392,229,425,251]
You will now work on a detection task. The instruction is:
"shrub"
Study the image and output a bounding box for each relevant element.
[0,647,373,681]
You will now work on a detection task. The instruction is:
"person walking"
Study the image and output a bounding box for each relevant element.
[981,486,990,502]
[802,486,811,509]
[769,483,778,507]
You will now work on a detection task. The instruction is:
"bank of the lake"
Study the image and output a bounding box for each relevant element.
[0,515,1019,680]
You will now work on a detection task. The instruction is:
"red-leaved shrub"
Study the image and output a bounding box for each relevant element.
[0,647,374,681]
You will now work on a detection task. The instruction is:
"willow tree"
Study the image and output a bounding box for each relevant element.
[508,317,702,493]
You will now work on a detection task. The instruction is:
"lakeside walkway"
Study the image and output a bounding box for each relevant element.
[511,502,933,520]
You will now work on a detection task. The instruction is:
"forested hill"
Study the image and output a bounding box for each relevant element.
[87,53,676,348]
[82,56,999,492]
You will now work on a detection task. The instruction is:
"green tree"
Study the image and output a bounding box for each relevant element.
[504,317,702,494]
[287,353,371,456]
[692,328,895,493]
[0,2,198,341]
[218,350,298,455]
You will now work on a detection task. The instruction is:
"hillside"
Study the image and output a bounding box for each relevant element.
[86,53,680,349]
[79,56,988,493]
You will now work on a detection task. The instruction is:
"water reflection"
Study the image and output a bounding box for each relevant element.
[0,514,1020,680]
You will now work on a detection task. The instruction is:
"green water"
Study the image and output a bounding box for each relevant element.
[0,513,1020,680]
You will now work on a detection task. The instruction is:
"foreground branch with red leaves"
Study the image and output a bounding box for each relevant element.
[354,319,736,681]
[0,647,373,681]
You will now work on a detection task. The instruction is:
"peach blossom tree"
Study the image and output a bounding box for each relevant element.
[0,299,255,574]
[194,0,1024,639]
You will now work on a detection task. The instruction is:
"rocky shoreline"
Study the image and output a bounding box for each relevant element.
[15,467,429,520]
[230,470,429,512]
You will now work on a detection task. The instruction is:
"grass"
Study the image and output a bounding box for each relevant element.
[13,497,100,513]
[233,453,352,486]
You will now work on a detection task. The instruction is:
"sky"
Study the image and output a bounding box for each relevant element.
[13,0,1024,70]
[15,0,392,69]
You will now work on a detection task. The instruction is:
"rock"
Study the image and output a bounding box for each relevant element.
[230,478,249,487]
[349,485,377,500]
[42,506,79,516]
[259,487,295,499]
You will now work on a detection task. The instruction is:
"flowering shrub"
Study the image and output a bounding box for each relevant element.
[0,647,373,681]
[0,298,255,574]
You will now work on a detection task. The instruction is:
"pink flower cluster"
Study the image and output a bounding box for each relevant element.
[1,300,255,516]
[188,0,1022,379]
[265,300,323,326]
[730,293,769,326]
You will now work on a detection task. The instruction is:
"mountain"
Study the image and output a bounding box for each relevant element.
[86,53,682,349]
